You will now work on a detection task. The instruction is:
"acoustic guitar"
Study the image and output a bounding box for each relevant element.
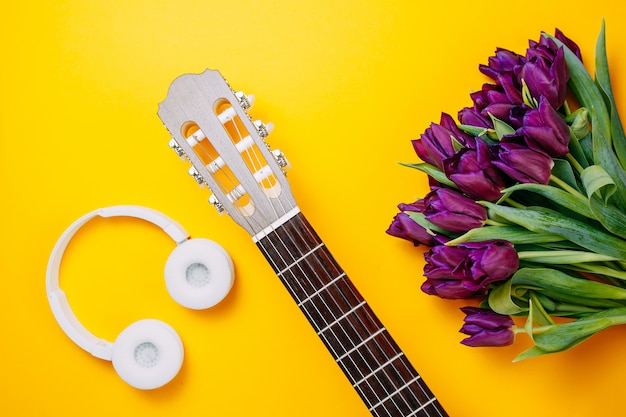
[158,69,448,417]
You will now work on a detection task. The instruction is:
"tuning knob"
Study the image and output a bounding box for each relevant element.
[253,120,274,138]
[208,194,226,214]
[235,91,255,110]
[168,139,185,160]
[188,167,205,186]
[272,149,290,171]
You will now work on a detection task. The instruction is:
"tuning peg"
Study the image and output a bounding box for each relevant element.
[253,120,274,138]
[208,195,226,214]
[235,91,255,110]
[168,139,186,160]
[272,149,290,171]
[188,167,205,186]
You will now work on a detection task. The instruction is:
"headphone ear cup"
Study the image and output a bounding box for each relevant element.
[111,319,184,390]
[164,238,235,310]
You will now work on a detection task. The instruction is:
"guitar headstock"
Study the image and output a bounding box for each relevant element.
[158,69,298,239]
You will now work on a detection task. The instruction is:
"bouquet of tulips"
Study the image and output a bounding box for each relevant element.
[387,22,626,360]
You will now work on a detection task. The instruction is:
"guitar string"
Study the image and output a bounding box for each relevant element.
[293,215,439,417]
[225,111,439,417]
[216,108,409,412]
[265,215,441,417]
[202,104,440,417]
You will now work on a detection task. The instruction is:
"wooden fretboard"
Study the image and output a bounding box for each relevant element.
[255,212,448,417]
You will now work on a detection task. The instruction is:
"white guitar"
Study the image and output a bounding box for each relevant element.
[157,69,447,417]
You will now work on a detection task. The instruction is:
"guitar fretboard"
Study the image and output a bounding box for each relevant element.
[256,212,447,417]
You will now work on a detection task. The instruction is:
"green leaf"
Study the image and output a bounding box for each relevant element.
[399,162,457,188]
[446,225,563,246]
[533,317,613,352]
[480,202,626,260]
[513,345,551,361]
[551,159,582,192]
[488,113,515,139]
[488,279,528,315]
[457,124,498,144]
[502,183,594,219]
[512,268,626,300]
[529,291,555,326]
[532,307,626,353]
[581,164,616,203]
[588,195,626,237]
[517,250,619,264]
[594,20,626,168]
[589,109,626,210]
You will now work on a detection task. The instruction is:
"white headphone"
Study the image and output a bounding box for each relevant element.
[46,205,234,390]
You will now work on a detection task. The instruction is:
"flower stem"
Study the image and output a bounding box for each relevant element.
[484,219,510,227]
[565,152,585,174]
[503,198,526,209]
[549,174,588,202]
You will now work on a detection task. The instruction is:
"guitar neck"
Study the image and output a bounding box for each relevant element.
[255,211,448,417]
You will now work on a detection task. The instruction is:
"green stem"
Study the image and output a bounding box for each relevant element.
[503,198,526,209]
[549,174,588,202]
[484,219,509,227]
[565,152,585,174]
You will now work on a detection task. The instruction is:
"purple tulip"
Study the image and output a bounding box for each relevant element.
[460,307,515,347]
[492,137,554,184]
[554,28,582,61]
[521,96,570,157]
[516,44,569,109]
[422,240,519,299]
[458,106,492,129]
[412,113,475,170]
[479,47,525,80]
[422,188,487,233]
[471,85,517,121]
[386,212,436,246]
[443,140,507,201]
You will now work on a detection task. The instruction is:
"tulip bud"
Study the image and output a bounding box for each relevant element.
[460,307,515,347]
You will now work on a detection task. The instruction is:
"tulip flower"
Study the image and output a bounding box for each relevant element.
[492,137,554,184]
[443,140,507,201]
[412,113,475,170]
[460,307,515,347]
[422,188,487,233]
[386,212,437,246]
[521,96,571,157]
[479,47,525,80]
[422,240,519,298]
[458,106,492,129]
[553,28,583,61]
[515,43,569,109]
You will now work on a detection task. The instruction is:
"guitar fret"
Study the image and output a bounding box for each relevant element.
[296,273,346,307]
[403,398,439,417]
[336,327,386,362]
[276,242,325,276]
[336,326,404,384]
[368,375,421,412]
[316,300,367,335]
[354,352,405,388]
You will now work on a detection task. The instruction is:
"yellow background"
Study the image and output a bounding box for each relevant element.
[2,1,626,416]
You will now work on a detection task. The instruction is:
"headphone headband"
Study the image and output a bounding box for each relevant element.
[46,206,190,360]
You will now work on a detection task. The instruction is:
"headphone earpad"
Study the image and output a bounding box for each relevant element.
[111,319,184,390]
[164,238,234,310]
